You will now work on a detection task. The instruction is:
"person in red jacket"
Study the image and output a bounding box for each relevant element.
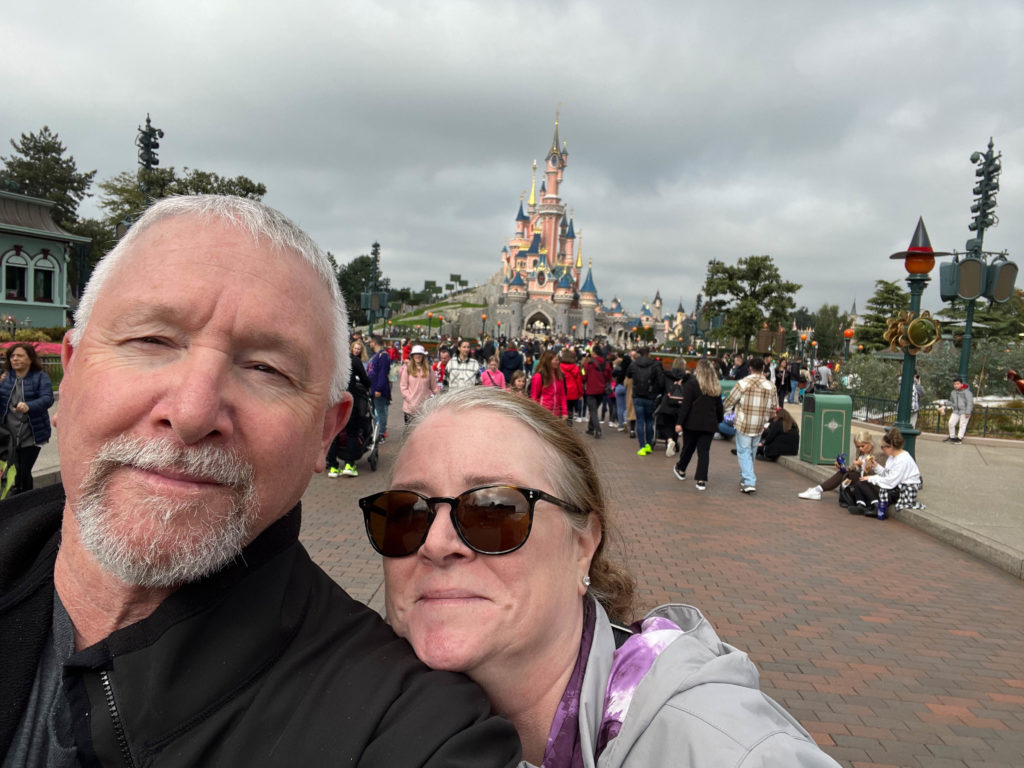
[530,350,567,418]
[559,348,583,425]
[583,348,612,439]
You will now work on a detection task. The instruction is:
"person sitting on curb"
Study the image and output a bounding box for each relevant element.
[851,427,925,517]
[798,429,884,500]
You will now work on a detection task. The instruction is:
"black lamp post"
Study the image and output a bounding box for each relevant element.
[583,320,589,342]
[427,312,434,338]
[480,313,487,340]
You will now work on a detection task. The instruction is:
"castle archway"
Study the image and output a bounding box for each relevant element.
[524,310,553,338]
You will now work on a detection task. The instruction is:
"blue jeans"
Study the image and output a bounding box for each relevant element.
[788,380,800,403]
[373,395,389,436]
[735,432,758,487]
[633,397,655,448]
[615,384,627,425]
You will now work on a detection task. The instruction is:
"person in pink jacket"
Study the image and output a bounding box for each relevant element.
[481,356,506,388]
[530,349,567,418]
[400,345,439,423]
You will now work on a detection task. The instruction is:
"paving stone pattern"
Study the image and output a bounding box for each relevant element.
[300,419,1024,768]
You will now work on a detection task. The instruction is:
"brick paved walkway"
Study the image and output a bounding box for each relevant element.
[300,418,1024,768]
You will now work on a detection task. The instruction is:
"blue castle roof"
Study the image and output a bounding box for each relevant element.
[581,267,597,295]
[566,218,575,239]
[509,271,526,287]
[516,202,529,223]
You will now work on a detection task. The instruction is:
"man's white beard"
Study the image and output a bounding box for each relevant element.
[74,435,259,588]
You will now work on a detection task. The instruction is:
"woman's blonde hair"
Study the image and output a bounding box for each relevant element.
[404,387,637,622]
[406,351,429,378]
[694,358,721,397]
[853,429,874,449]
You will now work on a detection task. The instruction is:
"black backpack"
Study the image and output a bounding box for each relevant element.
[632,361,662,399]
[666,376,687,405]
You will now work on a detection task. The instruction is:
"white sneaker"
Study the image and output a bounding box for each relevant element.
[666,440,677,457]
[798,487,822,500]
[608,421,618,428]
[712,432,723,440]
[341,464,359,477]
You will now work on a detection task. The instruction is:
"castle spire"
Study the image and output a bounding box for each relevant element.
[575,230,583,269]
[550,110,560,158]
[528,161,537,207]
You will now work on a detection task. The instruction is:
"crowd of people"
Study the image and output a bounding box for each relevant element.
[336,336,935,520]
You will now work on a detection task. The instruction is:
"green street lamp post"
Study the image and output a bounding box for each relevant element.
[890,218,948,457]
[427,312,434,338]
[843,328,854,360]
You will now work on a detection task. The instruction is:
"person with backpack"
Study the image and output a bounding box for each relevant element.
[657,357,690,457]
[582,347,611,439]
[626,347,665,456]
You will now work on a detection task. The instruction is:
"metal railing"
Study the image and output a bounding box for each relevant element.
[850,395,1024,439]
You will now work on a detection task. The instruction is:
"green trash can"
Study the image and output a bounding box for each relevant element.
[719,380,736,402]
[799,393,852,465]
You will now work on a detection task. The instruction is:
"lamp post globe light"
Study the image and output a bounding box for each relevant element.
[889,217,948,456]
[496,320,501,337]
[583,319,589,342]
[844,328,855,360]
[427,312,433,338]
[799,333,807,359]
[572,325,577,339]
[480,313,487,340]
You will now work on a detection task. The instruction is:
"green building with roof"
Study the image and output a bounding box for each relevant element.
[0,190,89,329]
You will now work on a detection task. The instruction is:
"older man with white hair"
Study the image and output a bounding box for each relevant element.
[0,196,519,766]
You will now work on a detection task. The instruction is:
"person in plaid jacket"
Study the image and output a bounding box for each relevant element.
[722,358,778,494]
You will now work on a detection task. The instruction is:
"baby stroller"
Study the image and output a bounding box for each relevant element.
[328,379,380,475]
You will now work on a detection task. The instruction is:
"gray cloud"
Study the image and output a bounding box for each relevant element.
[3,0,1021,320]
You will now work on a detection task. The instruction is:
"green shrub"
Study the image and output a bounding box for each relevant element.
[13,329,52,342]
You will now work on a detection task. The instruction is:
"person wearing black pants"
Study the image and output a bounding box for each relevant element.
[0,343,54,496]
[672,359,724,491]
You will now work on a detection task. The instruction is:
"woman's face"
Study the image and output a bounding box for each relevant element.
[8,347,30,373]
[488,359,498,370]
[351,342,363,357]
[855,441,872,454]
[383,408,600,684]
[413,353,425,365]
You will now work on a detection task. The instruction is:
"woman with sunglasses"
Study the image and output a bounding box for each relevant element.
[361,388,839,767]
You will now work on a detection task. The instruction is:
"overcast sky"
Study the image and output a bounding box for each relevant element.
[4,0,1021,319]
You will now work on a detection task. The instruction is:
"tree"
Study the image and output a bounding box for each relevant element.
[97,166,266,225]
[702,255,801,352]
[336,254,378,327]
[811,303,845,360]
[858,280,910,350]
[936,290,1024,343]
[0,126,96,226]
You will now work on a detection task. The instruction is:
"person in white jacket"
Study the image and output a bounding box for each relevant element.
[364,387,842,768]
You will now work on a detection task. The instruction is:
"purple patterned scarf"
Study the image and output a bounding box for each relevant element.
[541,603,682,767]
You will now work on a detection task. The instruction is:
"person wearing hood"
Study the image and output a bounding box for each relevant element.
[942,376,974,444]
[363,387,841,768]
[499,343,525,385]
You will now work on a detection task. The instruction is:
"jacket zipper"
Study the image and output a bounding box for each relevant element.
[100,670,137,768]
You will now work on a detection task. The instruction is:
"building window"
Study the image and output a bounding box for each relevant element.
[34,268,54,303]
[4,252,28,301]
[32,255,56,303]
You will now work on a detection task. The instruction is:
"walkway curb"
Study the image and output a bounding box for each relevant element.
[777,453,1024,582]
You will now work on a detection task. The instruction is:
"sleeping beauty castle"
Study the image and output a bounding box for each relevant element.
[475,117,684,345]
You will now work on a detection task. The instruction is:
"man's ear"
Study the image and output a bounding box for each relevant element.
[314,394,352,473]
